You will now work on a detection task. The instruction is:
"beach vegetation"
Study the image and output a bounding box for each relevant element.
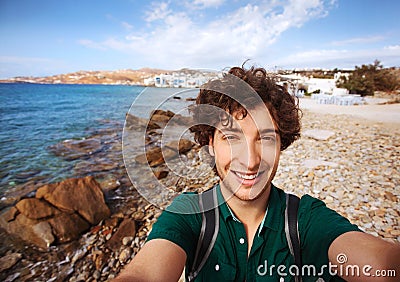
[336,60,400,96]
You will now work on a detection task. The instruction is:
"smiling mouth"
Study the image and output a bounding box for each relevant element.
[233,171,263,180]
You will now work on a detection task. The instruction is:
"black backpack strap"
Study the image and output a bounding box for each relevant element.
[187,187,219,281]
[285,193,302,282]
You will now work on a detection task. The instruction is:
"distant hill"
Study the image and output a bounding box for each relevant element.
[0,68,172,85]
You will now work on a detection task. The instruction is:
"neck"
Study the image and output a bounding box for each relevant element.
[220,184,271,224]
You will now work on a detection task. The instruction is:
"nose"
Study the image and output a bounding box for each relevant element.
[238,140,261,171]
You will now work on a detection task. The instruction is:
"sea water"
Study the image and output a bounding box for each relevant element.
[0,83,198,196]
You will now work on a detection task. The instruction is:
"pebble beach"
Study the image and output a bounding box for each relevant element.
[276,99,400,241]
[0,97,399,281]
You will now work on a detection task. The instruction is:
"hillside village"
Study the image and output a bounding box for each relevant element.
[0,67,356,96]
[0,68,167,86]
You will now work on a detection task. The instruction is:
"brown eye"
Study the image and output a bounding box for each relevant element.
[223,135,238,140]
[261,136,275,142]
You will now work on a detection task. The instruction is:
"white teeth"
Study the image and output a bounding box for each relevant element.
[235,172,257,180]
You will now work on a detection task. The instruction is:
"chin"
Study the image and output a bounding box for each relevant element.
[234,186,268,202]
[222,177,269,202]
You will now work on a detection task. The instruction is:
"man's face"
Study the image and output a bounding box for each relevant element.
[209,104,281,201]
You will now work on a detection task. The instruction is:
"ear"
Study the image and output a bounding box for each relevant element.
[208,137,215,157]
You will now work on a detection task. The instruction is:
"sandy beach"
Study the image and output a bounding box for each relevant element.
[299,98,400,128]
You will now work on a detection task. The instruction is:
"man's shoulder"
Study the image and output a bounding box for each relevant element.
[270,184,288,200]
[298,194,336,214]
[165,191,202,215]
[297,193,360,235]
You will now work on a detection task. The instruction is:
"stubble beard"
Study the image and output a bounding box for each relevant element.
[219,166,272,202]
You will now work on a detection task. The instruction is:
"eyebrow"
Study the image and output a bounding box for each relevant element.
[218,128,279,134]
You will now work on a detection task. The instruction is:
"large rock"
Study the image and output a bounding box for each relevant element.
[168,114,193,126]
[149,110,193,127]
[134,146,178,167]
[303,129,335,141]
[32,221,55,247]
[125,113,160,131]
[105,218,136,251]
[150,109,175,119]
[0,176,111,248]
[15,198,60,220]
[0,213,55,248]
[36,176,110,225]
[148,110,176,128]
[48,213,90,243]
[48,138,103,160]
[150,114,171,125]
[165,139,195,154]
[135,147,163,165]
[134,139,194,167]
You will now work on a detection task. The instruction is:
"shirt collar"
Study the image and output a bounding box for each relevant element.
[216,184,233,222]
[217,183,283,233]
[261,183,283,232]
[216,184,278,234]
[257,206,269,236]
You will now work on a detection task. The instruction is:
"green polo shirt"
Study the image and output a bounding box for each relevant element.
[147,184,361,281]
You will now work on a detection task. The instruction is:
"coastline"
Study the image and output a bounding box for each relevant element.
[0,99,399,281]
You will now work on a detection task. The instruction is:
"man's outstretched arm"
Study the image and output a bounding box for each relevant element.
[113,238,187,282]
[329,231,400,282]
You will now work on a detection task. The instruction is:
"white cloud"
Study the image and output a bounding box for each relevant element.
[192,0,225,8]
[145,2,171,22]
[79,0,336,69]
[331,35,385,46]
[274,45,400,68]
[384,45,400,51]
[105,14,134,31]
[121,21,133,30]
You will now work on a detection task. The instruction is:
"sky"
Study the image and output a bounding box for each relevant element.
[1,0,400,78]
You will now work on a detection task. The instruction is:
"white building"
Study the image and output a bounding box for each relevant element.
[152,71,217,88]
[306,78,336,94]
[279,73,350,94]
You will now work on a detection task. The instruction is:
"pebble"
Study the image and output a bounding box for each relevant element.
[118,247,133,264]
[71,248,88,265]
[122,236,134,246]
[5,272,20,282]
[93,270,101,280]
[0,253,22,272]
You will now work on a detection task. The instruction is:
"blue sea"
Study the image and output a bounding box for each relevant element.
[0,83,198,197]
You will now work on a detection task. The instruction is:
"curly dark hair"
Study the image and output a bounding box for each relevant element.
[190,65,301,151]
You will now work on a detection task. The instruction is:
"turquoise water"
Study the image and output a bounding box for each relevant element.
[0,83,198,197]
[0,83,144,195]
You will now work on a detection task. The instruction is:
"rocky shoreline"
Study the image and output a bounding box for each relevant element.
[0,108,218,281]
[0,104,399,281]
